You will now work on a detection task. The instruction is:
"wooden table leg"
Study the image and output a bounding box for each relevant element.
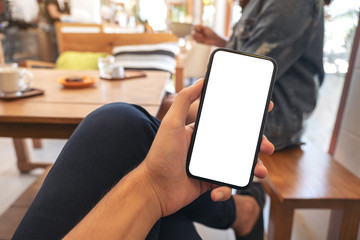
[338,202,360,240]
[327,209,343,240]
[32,138,43,149]
[267,200,295,240]
[328,202,360,240]
[12,138,51,173]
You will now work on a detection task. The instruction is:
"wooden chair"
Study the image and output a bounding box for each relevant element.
[22,23,184,91]
[18,60,55,69]
[54,22,184,91]
[20,23,183,88]
[55,23,176,50]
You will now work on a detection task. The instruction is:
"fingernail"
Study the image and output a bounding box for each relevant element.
[214,191,224,201]
[193,79,203,85]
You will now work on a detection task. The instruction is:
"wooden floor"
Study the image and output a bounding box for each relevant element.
[0,167,50,239]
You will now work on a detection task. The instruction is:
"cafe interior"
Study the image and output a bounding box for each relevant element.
[0,0,359,239]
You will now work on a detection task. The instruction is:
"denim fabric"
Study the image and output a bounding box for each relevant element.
[227,0,325,150]
[13,103,236,240]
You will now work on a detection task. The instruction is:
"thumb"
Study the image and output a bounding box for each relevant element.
[211,187,232,202]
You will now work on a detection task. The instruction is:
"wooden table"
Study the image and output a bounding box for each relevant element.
[0,69,169,172]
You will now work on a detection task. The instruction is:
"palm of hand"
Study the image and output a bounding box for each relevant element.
[144,120,212,217]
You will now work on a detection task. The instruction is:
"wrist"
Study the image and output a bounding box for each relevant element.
[64,164,163,240]
[125,165,163,221]
[216,37,227,47]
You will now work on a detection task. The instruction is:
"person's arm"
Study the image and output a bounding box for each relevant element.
[63,166,162,240]
[47,3,63,21]
[64,79,274,239]
[192,25,228,47]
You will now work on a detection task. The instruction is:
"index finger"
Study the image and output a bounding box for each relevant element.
[163,79,204,126]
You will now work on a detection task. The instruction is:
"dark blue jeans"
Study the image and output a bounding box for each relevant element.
[13,103,236,240]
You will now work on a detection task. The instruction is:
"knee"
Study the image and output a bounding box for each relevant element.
[74,102,160,142]
[87,102,144,124]
[85,102,157,128]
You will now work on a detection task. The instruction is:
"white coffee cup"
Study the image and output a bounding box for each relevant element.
[0,67,33,96]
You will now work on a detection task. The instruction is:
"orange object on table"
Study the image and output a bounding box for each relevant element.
[59,76,96,88]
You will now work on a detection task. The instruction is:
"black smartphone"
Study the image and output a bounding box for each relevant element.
[186,48,277,189]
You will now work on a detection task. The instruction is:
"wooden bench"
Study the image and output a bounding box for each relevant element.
[259,143,360,240]
[0,167,50,239]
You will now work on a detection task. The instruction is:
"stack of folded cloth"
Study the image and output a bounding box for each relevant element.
[112,42,180,73]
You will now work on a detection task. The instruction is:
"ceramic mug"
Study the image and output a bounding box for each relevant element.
[0,67,33,96]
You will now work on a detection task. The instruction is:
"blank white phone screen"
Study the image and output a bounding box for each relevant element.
[188,50,275,187]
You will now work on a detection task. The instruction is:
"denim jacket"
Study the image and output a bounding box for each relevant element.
[227,0,325,149]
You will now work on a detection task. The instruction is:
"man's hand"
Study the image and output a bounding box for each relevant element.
[65,79,274,240]
[192,25,228,47]
[141,79,274,217]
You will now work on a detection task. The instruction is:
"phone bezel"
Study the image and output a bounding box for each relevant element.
[186,48,277,189]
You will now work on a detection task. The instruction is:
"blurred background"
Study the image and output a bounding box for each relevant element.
[0,0,358,78]
[0,1,360,239]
